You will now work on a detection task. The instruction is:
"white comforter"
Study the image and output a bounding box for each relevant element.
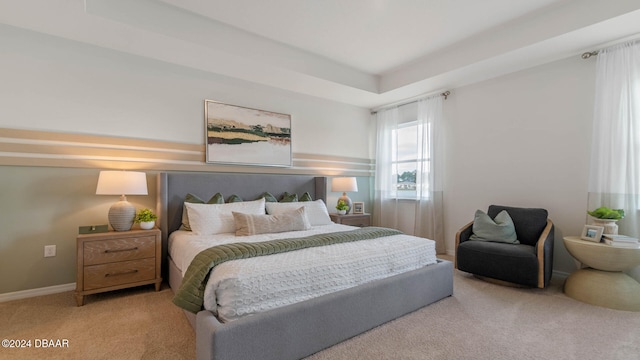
[169,224,437,323]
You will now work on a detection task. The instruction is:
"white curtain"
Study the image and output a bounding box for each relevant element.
[373,95,445,253]
[588,40,640,237]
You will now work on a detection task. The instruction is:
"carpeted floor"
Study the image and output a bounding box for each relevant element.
[306,271,640,360]
[2,261,639,360]
[0,284,194,360]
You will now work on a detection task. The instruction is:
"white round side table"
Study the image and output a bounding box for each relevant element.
[563,236,640,311]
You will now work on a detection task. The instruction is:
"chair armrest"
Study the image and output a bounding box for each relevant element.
[454,221,474,269]
[535,219,554,288]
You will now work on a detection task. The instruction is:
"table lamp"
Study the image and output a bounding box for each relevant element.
[331,177,358,214]
[96,171,148,231]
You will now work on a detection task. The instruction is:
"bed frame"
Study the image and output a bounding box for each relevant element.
[157,172,453,360]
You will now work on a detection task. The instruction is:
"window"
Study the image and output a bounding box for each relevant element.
[391,121,430,199]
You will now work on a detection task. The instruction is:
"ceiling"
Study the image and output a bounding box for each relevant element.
[2,0,640,108]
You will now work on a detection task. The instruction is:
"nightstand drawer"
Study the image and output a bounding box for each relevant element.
[83,258,156,290]
[339,217,370,227]
[330,213,371,227]
[83,236,156,265]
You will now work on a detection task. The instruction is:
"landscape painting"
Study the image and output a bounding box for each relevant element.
[205,100,292,167]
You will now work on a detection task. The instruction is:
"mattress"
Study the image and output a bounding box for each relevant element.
[169,224,437,323]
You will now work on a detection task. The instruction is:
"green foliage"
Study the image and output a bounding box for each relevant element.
[398,170,416,184]
[587,207,624,220]
[135,208,158,223]
[336,199,349,211]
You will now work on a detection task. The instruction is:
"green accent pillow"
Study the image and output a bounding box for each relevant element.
[256,192,278,203]
[181,192,224,230]
[226,194,243,203]
[208,193,224,204]
[279,192,298,202]
[299,192,313,202]
[469,209,519,244]
[184,192,224,204]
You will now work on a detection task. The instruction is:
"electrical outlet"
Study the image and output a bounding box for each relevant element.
[44,245,56,257]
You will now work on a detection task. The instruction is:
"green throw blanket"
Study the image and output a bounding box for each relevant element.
[173,227,403,313]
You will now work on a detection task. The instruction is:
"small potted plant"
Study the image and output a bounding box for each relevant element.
[336,199,349,215]
[135,208,158,230]
[587,206,624,234]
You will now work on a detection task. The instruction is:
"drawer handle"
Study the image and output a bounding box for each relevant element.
[104,247,138,253]
[105,269,138,277]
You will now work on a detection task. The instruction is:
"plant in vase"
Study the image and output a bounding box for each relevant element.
[587,207,624,234]
[135,208,158,230]
[336,199,349,215]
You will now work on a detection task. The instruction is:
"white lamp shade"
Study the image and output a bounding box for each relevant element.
[96,171,148,196]
[331,177,358,192]
[96,171,148,232]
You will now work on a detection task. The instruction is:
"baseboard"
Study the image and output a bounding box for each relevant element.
[0,283,76,303]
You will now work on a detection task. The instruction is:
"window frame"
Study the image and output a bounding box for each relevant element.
[390,120,431,200]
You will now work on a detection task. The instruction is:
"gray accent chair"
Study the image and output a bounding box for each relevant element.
[455,205,554,288]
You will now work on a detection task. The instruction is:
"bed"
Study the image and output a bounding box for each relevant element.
[157,172,453,360]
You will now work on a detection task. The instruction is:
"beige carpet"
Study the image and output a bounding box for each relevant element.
[2,265,639,360]
[307,272,640,360]
[0,285,194,360]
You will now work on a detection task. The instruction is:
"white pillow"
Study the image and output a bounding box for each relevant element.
[185,198,266,235]
[266,199,332,226]
[233,207,311,236]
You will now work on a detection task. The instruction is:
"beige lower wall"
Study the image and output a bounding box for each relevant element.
[0,162,372,294]
[0,166,156,294]
[0,22,376,295]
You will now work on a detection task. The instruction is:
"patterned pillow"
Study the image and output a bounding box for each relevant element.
[233,207,311,236]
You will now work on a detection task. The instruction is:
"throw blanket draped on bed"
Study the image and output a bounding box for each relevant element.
[173,227,403,313]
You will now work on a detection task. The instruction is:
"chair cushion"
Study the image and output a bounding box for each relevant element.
[457,240,539,287]
[488,205,548,246]
[469,210,519,244]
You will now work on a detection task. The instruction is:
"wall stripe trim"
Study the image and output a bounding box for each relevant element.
[0,128,373,176]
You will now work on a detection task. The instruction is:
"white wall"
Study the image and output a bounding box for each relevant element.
[443,56,596,274]
[0,24,370,158]
[0,24,372,294]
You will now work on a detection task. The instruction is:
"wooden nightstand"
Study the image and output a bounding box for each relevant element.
[75,228,162,306]
[329,213,371,227]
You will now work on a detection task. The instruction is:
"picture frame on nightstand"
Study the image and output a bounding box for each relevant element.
[581,225,604,242]
[353,202,364,214]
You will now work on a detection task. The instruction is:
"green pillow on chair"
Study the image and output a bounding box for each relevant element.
[470,209,519,244]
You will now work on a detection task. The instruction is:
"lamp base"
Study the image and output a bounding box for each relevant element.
[338,194,353,214]
[108,199,136,231]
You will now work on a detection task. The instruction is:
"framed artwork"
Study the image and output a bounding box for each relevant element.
[581,225,604,242]
[205,100,292,167]
[353,202,364,214]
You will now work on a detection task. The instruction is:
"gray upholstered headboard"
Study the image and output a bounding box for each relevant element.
[156,172,327,275]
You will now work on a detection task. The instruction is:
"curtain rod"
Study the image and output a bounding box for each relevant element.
[370,90,450,114]
[581,34,640,59]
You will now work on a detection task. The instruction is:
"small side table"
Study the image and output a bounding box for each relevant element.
[329,213,371,227]
[563,236,640,311]
[75,228,162,306]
